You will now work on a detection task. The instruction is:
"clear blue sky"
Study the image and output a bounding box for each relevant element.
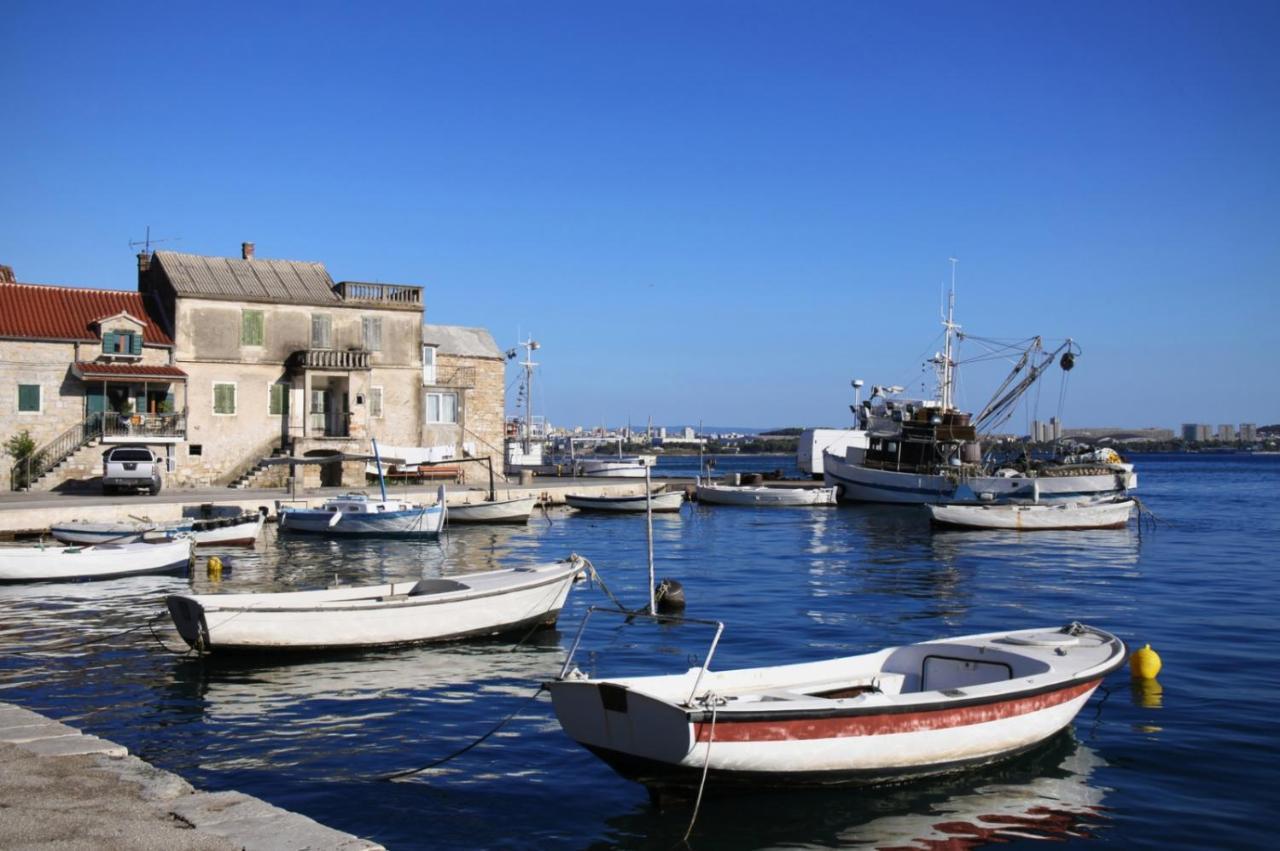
[3,1,1277,431]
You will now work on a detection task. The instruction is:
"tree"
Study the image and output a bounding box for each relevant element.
[5,430,43,490]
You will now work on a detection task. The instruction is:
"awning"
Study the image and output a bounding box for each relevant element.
[73,362,188,381]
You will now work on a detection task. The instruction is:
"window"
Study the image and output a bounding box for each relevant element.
[370,386,383,418]
[311,314,332,348]
[189,444,203,456]
[213,382,237,415]
[103,330,142,356]
[241,310,265,346]
[426,391,457,424]
[269,382,288,416]
[422,345,437,384]
[363,316,382,352]
[17,384,41,413]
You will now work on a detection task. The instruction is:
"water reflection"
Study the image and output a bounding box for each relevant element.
[594,733,1109,850]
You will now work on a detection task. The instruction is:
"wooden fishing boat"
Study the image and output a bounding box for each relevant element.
[0,536,195,583]
[278,487,446,538]
[927,499,1135,531]
[564,491,685,513]
[447,495,537,524]
[165,556,586,652]
[548,616,1125,792]
[696,482,838,507]
[51,512,266,546]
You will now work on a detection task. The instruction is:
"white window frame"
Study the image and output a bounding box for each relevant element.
[422,345,437,384]
[425,391,457,424]
[212,382,238,416]
[16,383,42,415]
[370,385,384,419]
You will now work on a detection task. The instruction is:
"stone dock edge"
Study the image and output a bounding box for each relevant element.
[0,701,383,850]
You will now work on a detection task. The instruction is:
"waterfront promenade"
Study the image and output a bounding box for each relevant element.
[0,702,381,850]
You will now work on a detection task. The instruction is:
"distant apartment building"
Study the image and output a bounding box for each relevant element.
[1240,423,1258,442]
[1030,417,1062,442]
[1218,424,1236,442]
[1181,423,1213,442]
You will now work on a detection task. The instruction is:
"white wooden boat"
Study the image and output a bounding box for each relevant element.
[165,556,586,652]
[696,482,838,507]
[0,537,195,583]
[50,518,195,544]
[447,495,537,525]
[564,490,685,513]
[927,499,1135,531]
[548,617,1124,791]
[278,487,446,538]
[51,512,265,546]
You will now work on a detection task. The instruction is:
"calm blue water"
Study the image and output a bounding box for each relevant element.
[1,453,1277,849]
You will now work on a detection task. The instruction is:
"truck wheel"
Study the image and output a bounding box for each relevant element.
[150,484,161,496]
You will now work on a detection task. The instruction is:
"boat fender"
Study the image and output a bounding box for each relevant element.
[1130,644,1161,679]
[655,578,685,613]
[207,556,223,581]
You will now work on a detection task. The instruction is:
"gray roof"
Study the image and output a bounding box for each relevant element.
[422,324,503,359]
[153,250,340,305]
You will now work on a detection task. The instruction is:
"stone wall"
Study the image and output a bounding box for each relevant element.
[421,353,505,485]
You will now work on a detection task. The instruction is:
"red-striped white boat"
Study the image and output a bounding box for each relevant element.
[547,616,1124,792]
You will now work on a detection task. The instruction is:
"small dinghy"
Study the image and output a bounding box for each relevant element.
[52,512,266,546]
[0,536,195,583]
[696,482,838,507]
[188,512,266,546]
[447,494,538,525]
[548,617,1125,792]
[927,499,1135,531]
[279,487,447,538]
[564,490,685,513]
[166,556,586,652]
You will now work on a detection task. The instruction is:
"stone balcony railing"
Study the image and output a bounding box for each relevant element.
[333,281,423,307]
[292,349,371,370]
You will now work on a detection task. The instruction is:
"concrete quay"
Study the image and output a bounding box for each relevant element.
[0,477,678,537]
[0,701,381,850]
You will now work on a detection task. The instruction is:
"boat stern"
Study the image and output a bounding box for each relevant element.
[547,679,695,770]
[165,595,208,650]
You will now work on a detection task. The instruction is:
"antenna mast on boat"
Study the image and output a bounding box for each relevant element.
[517,336,539,452]
[931,258,961,412]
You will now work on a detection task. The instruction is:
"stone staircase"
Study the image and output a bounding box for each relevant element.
[27,438,106,492]
[228,448,291,489]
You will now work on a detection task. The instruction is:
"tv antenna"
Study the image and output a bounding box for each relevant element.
[129,226,180,254]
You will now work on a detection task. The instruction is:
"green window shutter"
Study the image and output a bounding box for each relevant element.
[269,383,285,415]
[103,331,116,353]
[17,384,40,412]
[130,332,142,355]
[214,383,236,415]
[242,310,264,346]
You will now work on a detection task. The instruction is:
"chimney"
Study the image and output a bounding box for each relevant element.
[0,264,14,284]
[241,242,255,260]
[136,252,150,274]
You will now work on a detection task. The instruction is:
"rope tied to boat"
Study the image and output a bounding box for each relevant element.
[682,691,728,844]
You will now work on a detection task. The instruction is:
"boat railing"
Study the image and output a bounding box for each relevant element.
[559,606,726,706]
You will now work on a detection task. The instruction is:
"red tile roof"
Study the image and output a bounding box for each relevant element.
[0,283,172,345]
[73,362,187,380]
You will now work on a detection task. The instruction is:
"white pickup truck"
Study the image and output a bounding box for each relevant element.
[102,446,163,495]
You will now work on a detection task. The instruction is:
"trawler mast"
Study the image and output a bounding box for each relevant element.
[930,258,961,412]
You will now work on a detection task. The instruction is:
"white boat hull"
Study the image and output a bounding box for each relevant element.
[191,514,266,545]
[279,504,445,537]
[824,452,1136,505]
[577,456,656,478]
[447,495,537,524]
[696,483,838,506]
[166,557,584,652]
[0,537,194,583]
[928,499,1135,530]
[549,624,1125,790]
[50,520,194,545]
[565,491,685,513]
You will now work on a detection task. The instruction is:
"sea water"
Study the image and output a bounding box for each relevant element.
[0,453,1276,849]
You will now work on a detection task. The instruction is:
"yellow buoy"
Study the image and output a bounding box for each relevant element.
[207,555,223,581]
[1129,643,1162,679]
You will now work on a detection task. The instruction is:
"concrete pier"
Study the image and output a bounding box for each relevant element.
[0,701,381,850]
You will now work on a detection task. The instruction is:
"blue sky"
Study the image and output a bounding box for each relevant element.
[3,1,1277,430]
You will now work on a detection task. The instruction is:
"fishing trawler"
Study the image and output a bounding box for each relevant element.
[824,265,1136,505]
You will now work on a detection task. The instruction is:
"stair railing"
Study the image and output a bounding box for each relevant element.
[8,414,105,491]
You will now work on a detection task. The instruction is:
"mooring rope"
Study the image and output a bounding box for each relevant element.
[682,697,722,845]
[379,684,548,781]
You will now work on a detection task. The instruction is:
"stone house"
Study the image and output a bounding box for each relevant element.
[0,248,505,490]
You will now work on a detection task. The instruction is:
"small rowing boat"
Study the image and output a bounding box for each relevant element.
[447,495,537,524]
[166,556,586,652]
[548,616,1125,792]
[696,482,838,507]
[564,491,685,513]
[927,499,1135,531]
[0,536,195,583]
[51,512,266,546]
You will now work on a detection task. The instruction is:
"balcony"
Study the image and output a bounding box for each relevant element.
[100,412,187,444]
[292,349,371,371]
[334,281,423,309]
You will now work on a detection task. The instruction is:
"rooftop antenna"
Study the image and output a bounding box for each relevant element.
[128,226,180,254]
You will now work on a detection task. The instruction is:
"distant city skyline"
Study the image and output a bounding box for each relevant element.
[3,2,1277,429]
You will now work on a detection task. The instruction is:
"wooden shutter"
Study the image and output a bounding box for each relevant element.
[130,332,142,355]
[17,384,40,412]
[103,331,116,353]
